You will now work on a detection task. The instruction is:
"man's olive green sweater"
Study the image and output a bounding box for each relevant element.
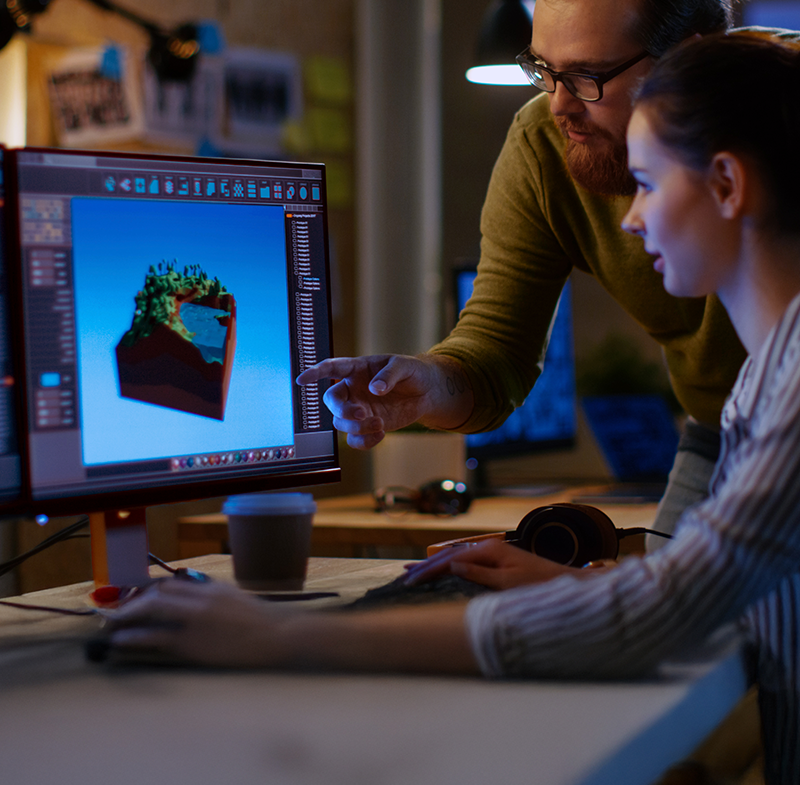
[431,92,746,433]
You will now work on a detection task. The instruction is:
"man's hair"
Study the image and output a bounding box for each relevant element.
[635,32,800,235]
[634,0,735,56]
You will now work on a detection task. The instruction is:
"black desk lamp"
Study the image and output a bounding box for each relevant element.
[466,0,533,85]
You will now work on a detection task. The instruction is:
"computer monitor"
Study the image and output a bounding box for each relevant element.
[4,147,339,583]
[741,0,800,28]
[0,147,23,514]
[453,265,577,492]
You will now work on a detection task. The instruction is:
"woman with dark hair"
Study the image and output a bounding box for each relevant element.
[634,0,734,56]
[108,32,800,782]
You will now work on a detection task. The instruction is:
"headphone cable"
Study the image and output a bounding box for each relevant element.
[617,527,672,540]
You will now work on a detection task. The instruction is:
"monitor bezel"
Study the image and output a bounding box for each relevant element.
[0,145,26,516]
[4,146,340,518]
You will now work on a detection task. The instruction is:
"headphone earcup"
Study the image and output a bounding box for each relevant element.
[513,503,619,566]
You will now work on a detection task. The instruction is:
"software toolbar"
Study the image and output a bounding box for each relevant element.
[18,152,325,212]
[100,170,322,207]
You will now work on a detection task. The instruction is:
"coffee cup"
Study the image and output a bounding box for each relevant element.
[223,492,316,591]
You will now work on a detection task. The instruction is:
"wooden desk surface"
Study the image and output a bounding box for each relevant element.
[0,555,746,785]
[0,555,406,636]
[177,488,658,558]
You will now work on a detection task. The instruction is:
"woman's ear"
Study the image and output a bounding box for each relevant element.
[708,152,746,220]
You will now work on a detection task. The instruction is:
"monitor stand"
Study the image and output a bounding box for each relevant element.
[89,507,151,588]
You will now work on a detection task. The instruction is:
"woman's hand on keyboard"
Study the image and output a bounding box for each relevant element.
[402,539,580,591]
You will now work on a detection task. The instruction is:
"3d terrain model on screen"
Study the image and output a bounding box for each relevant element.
[115,261,237,420]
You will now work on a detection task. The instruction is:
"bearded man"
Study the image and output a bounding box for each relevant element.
[299,0,761,541]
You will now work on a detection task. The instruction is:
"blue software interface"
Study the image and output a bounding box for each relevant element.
[742,1,800,28]
[12,149,336,505]
[456,270,577,458]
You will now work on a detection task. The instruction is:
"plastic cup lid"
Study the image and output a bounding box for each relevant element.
[223,492,316,516]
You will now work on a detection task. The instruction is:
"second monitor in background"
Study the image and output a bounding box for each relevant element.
[453,265,577,496]
[740,1,800,29]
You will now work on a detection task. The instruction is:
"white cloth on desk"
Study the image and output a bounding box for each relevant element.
[465,290,800,785]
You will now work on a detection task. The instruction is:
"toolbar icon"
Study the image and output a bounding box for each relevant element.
[134,177,146,194]
[178,177,190,196]
[206,179,216,197]
[220,179,230,197]
[286,183,295,200]
[120,178,132,192]
[193,177,203,197]
[260,181,270,198]
[299,184,308,200]
[104,175,116,192]
[164,176,175,195]
[233,180,244,198]
[273,182,283,199]
[148,176,160,194]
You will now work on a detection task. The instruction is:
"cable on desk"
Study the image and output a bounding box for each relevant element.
[0,515,91,579]
[0,514,211,581]
[0,598,100,616]
[148,553,211,583]
[618,528,673,540]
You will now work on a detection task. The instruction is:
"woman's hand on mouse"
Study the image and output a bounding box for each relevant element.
[105,579,294,668]
[403,539,581,591]
[102,577,480,674]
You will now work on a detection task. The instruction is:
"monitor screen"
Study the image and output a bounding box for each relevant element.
[454,266,577,468]
[6,148,339,518]
[741,0,800,28]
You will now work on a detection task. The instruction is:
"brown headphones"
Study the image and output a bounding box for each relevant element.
[507,503,620,566]
[426,502,670,566]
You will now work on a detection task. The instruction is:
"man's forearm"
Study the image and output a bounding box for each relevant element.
[417,355,475,432]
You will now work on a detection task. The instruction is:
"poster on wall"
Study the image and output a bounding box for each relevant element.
[210,48,303,157]
[142,55,223,147]
[47,46,144,148]
[142,48,301,158]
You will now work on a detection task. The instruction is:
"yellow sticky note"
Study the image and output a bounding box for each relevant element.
[282,119,314,156]
[323,159,352,209]
[305,56,352,105]
[307,107,352,153]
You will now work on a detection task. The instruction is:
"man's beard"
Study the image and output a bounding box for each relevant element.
[557,118,636,197]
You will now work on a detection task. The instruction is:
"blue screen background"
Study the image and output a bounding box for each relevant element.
[457,272,577,454]
[743,2,800,28]
[71,198,294,466]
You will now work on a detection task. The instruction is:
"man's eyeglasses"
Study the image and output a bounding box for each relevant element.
[515,50,650,102]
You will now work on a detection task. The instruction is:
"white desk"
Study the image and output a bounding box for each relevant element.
[0,556,747,785]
